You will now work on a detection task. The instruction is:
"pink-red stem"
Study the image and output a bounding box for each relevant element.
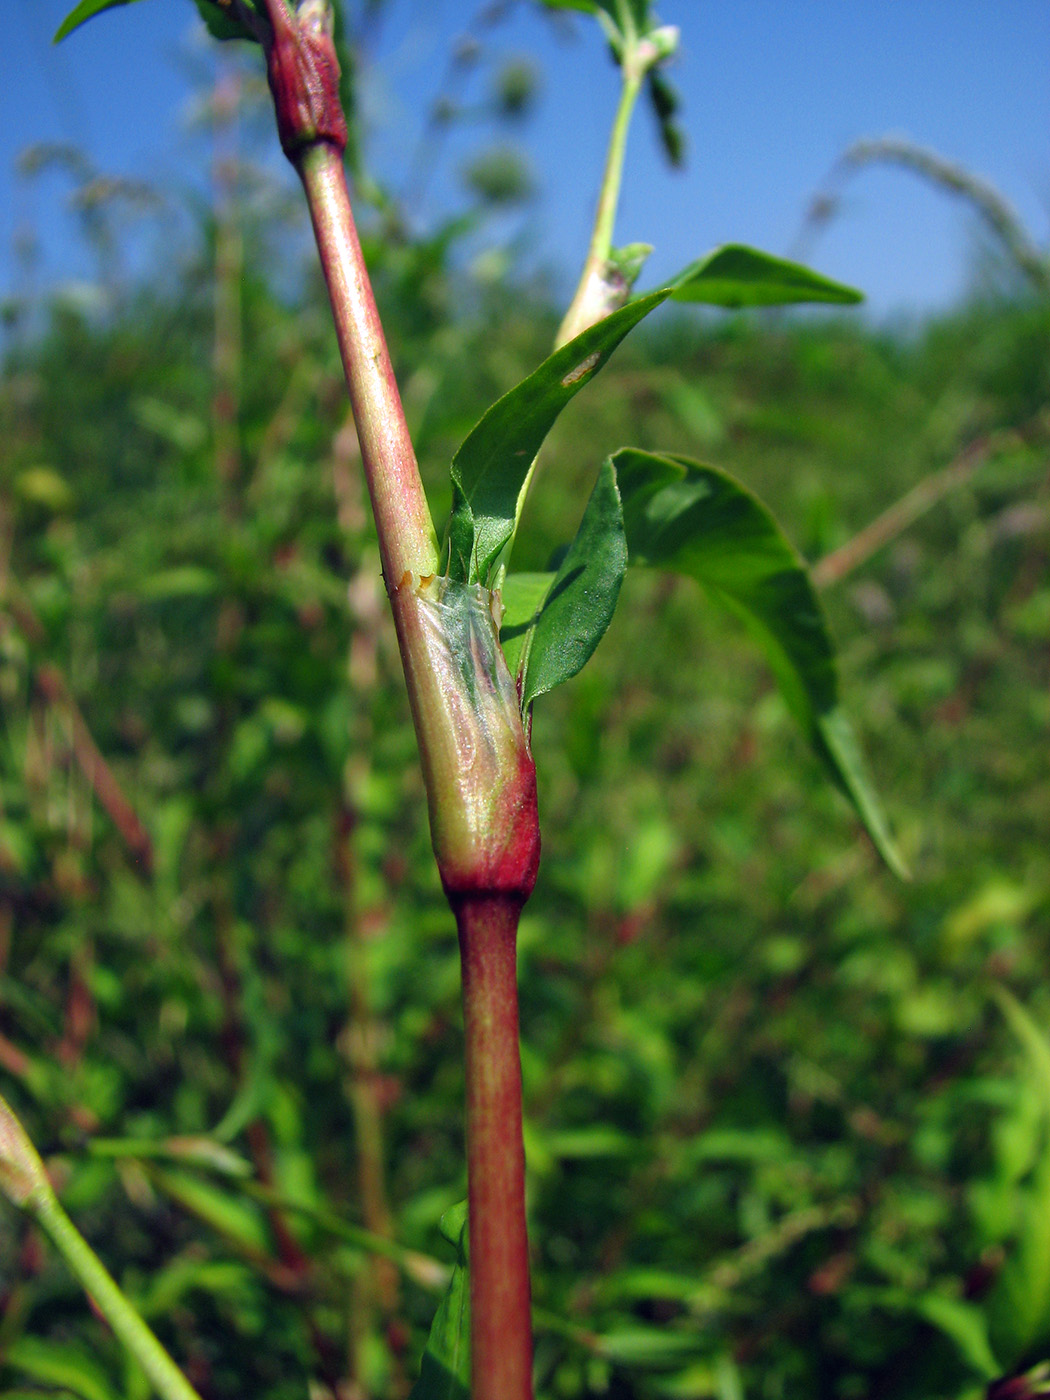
[296,144,438,587]
[457,895,533,1400]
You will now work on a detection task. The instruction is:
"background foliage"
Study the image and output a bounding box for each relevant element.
[2,24,1050,1400]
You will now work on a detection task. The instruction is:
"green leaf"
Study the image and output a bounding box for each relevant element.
[988,989,1050,1360]
[668,244,863,308]
[141,566,219,600]
[871,1287,1001,1382]
[647,68,685,168]
[4,1337,123,1400]
[993,987,1050,1113]
[912,1295,1001,1381]
[597,1328,703,1366]
[514,457,627,709]
[608,243,653,296]
[147,1168,270,1255]
[614,448,905,875]
[445,290,668,584]
[192,0,262,42]
[815,709,908,883]
[408,1203,470,1400]
[54,0,150,42]
[500,573,555,680]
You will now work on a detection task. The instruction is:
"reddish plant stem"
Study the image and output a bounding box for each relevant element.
[296,143,438,588]
[456,895,533,1400]
[34,663,153,874]
[261,12,534,1387]
[812,434,994,588]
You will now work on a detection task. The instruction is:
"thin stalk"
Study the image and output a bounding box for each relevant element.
[554,65,643,350]
[456,895,533,1400]
[33,1193,204,1400]
[503,52,646,578]
[1,1094,201,1400]
[296,142,438,588]
[812,434,997,588]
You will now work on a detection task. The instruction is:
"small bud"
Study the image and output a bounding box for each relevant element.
[988,1364,1050,1400]
[265,0,348,159]
[632,24,683,75]
[0,1093,50,1211]
[646,25,677,63]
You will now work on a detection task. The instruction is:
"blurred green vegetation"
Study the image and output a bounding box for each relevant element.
[2,87,1050,1400]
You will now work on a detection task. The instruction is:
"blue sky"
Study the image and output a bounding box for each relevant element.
[2,0,1048,323]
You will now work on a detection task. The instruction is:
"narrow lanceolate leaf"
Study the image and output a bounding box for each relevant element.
[408,1203,470,1400]
[3,1336,124,1400]
[613,448,905,875]
[668,245,863,308]
[54,0,150,41]
[445,289,669,585]
[509,457,627,710]
[537,0,646,26]
[647,67,686,168]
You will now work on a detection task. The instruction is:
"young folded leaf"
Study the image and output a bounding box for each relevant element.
[501,457,627,711]
[392,574,539,902]
[613,447,906,876]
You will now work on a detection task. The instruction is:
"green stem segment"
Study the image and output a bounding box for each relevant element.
[457,896,533,1400]
[36,1194,204,1400]
[554,66,643,349]
[1,1094,202,1400]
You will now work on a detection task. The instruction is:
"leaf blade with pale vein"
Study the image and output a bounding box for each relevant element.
[614,447,905,875]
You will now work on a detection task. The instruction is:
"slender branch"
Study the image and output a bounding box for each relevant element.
[499,55,650,579]
[0,1095,202,1400]
[35,1193,205,1400]
[812,434,997,588]
[457,895,533,1400]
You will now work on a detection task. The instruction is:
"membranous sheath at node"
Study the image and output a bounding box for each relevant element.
[392,573,540,906]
